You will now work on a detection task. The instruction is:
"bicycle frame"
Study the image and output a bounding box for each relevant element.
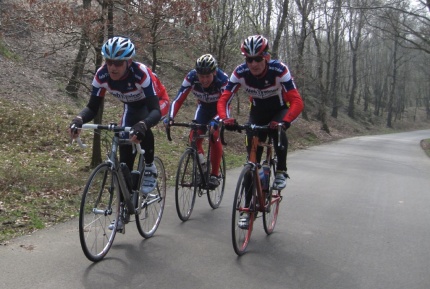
[167,121,226,221]
[75,123,167,262]
[222,122,284,255]
[222,123,282,212]
[77,123,145,215]
[248,133,275,213]
[167,122,213,190]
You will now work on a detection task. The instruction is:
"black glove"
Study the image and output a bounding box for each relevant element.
[223,118,237,131]
[69,116,83,135]
[269,121,290,130]
[130,121,147,141]
[70,116,83,128]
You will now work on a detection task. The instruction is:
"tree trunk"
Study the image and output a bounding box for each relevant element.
[386,36,399,128]
[90,0,112,167]
[272,0,289,59]
[330,0,342,119]
[65,0,91,98]
[308,2,329,133]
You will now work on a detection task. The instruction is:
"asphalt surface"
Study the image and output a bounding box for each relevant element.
[1,129,430,289]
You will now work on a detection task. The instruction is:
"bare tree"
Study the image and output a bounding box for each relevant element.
[65,0,93,98]
[330,0,343,118]
[271,0,290,59]
[346,0,366,119]
[308,1,330,133]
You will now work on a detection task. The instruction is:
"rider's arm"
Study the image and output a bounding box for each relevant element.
[140,69,162,128]
[168,72,193,119]
[279,64,304,123]
[217,82,240,119]
[281,89,304,123]
[152,75,170,118]
[143,95,162,128]
[77,94,104,123]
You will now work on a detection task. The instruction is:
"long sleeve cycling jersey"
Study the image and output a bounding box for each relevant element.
[168,68,229,120]
[79,61,161,128]
[152,73,170,118]
[217,60,303,123]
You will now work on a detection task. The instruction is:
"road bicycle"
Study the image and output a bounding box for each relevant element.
[73,123,166,262]
[221,122,284,256]
[166,122,226,221]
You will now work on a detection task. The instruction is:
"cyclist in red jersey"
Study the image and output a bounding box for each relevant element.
[217,35,304,190]
[165,54,229,188]
[217,35,303,228]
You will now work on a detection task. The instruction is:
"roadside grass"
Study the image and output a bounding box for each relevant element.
[0,100,89,242]
[421,139,430,158]
[0,97,248,243]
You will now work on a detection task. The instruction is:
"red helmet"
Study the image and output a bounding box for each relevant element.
[240,35,269,57]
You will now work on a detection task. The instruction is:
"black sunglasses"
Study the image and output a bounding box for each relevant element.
[106,59,126,67]
[246,56,264,63]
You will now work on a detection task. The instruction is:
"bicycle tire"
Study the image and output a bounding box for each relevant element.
[232,164,255,256]
[263,188,281,234]
[175,149,198,221]
[207,153,226,209]
[79,163,120,262]
[136,157,167,238]
[263,158,281,234]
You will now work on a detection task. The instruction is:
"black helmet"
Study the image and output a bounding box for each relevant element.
[195,54,218,74]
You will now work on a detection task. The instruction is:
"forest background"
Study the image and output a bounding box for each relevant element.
[0,0,429,242]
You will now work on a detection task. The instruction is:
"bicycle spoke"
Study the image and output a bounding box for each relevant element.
[232,165,254,256]
[79,164,119,262]
[136,157,166,238]
[175,150,197,221]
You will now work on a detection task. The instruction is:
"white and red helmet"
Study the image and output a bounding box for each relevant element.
[240,35,269,57]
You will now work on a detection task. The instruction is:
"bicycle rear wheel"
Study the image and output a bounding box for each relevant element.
[232,164,255,256]
[263,188,281,234]
[79,163,120,262]
[136,157,167,238]
[175,149,197,221]
[207,153,226,209]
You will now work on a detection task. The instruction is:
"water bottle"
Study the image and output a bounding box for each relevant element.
[198,153,207,173]
[261,163,270,191]
[258,168,268,191]
[120,163,133,192]
[130,170,140,190]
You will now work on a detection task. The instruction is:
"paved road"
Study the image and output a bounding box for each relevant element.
[1,130,430,289]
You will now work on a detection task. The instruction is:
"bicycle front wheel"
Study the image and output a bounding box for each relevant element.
[232,164,255,256]
[175,149,197,221]
[136,157,167,238]
[79,163,120,262]
[263,188,281,234]
[207,153,226,209]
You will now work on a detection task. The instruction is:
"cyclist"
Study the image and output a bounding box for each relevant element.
[217,35,304,227]
[68,36,163,231]
[165,54,229,188]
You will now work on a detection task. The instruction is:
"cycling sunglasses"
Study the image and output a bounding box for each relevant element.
[105,59,126,67]
[245,56,264,63]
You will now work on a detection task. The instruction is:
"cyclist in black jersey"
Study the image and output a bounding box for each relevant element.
[68,37,162,230]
